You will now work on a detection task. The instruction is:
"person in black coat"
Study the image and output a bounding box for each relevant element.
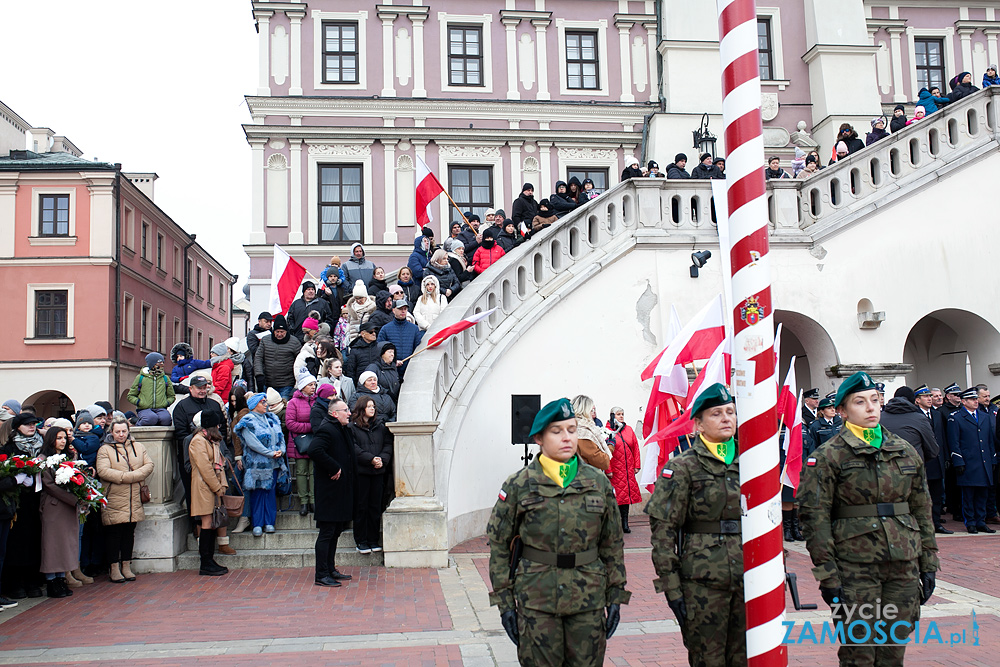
[2,413,44,599]
[356,372,397,425]
[310,399,358,586]
[948,72,979,103]
[367,291,394,333]
[496,219,521,253]
[879,388,940,463]
[690,153,723,179]
[549,181,577,219]
[889,104,908,133]
[913,385,951,533]
[510,184,538,228]
[947,388,998,533]
[350,396,393,553]
[286,282,334,339]
[365,342,401,402]
[343,324,381,385]
[835,123,866,154]
[621,157,644,180]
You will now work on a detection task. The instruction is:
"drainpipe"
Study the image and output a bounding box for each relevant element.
[113,166,122,404]
[655,0,665,112]
[183,234,197,339]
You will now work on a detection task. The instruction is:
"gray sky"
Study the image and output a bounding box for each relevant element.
[2,1,257,292]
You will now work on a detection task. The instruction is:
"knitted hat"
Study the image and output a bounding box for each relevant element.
[84,404,106,418]
[210,343,228,357]
[914,105,925,115]
[493,209,506,219]
[296,373,317,390]
[2,399,21,414]
[302,280,315,291]
[894,386,916,403]
[421,226,435,238]
[521,183,534,193]
[700,152,713,162]
[51,418,73,431]
[75,412,95,428]
[316,384,337,400]
[359,371,378,387]
[266,387,284,412]
[272,314,288,331]
[625,155,639,167]
[484,208,496,217]
[871,116,885,128]
[894,103,905,112]
[328,255,342,266]
[200,410,221,430]
[674,153,688,163]
[302,317,320,331]
[246,393,266,410]
[836,141,849,153]
[352,280,368,298]
[145,352,164,367]
[647,160,659,170]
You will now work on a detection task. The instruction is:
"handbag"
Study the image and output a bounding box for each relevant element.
[140,484,151,503]
[222,460,245,518]
[210,500,228,529]
[293,433,314,456]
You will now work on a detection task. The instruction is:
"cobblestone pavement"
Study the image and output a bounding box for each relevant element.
[0,514,996,665]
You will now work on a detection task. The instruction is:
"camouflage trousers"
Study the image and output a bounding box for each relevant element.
[834,560,921,667]
[516,607,606,667]
[678,581,747,667]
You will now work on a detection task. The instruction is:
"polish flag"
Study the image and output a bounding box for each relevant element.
[642,294,727,399]
[780,388,805,492]
[642,305,684,440]
[647,339,731,457]
[268,244,307,316]
[426,308,497,349]
[777,354,798,428]
[416,156,445,229]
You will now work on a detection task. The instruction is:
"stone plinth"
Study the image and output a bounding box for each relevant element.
[129,426,187,573]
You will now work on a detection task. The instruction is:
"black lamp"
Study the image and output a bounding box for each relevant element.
[692,113,717,157]
[690,250,712,278]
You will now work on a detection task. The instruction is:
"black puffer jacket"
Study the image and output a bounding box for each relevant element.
[310,417,357,523]
[367,290,393,332]
[350,421,393,476]
[549,181,578,219]
[511,192,538,226]
[880,397,940,462]
[691,163,723,179]
[365,344,401,401]
[253,333,303,389]
[426,261,460,296]
[343,336,380,385]
[355,387,396,426]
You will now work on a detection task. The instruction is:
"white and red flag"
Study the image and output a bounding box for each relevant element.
[647,339,731,448]
[642,294,727,397]
[778,357,804,492]
[425,308,497,350]
[268,244,307,316]
[415,156,445,229]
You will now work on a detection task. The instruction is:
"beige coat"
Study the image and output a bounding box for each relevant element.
[96,439,154,526]
[189,433,228,517]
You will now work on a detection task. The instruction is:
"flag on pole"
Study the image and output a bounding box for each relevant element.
[648,339,731,445]
[642,304,684,440]
[425,308,497,349]
[642,294,727,399]
[268,244,307,316]
[416,156,445,229]
[777,355,798,428]
[780,389,805,492]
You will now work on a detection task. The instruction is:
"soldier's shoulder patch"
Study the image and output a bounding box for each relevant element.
[661,468,673,478]
[498,489,507,501]
[806,457,817,467]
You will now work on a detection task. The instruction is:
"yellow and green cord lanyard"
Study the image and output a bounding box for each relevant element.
[539,454,579,487]
[846,422,883,449]
[700,434,736,465]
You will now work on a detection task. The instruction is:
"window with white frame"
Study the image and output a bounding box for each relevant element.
[39,195,70,237]
[26,284,74,342]
[157,311,165,352]
[322,22,359,84]
[755,8,786,85]
[566,168,609,194]
[448,165,493,224]
[565,32,600,90]
[141,303,151,349]
[757,19,774,81]
[123,293,135,343]
[556,19,609,97]
[318,164,363,243]
[448,25,484,86]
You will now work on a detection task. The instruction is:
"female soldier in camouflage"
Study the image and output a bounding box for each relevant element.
[799,371,938,666]
[487,397,630,666]
[646,383,746,667]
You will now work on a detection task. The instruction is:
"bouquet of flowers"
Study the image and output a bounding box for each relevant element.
[0,454,44,505]
[39,454,108,522]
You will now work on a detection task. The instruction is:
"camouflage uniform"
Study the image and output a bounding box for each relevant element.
[645,440,746,667]
[799,427,939,667]
[487,457,630,667]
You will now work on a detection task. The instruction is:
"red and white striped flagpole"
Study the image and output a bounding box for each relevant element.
[716,0,787,664]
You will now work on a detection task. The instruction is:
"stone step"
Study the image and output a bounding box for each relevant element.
[176,547,383,570]
[218,510,318,532]
[186,528,356,551]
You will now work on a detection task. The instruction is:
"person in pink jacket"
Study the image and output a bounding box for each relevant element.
[471,228,506,275]
[285,373,317,515]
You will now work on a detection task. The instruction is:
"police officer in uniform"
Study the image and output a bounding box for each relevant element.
[947,387,998,533]
[941,382,964,521]
[801,388,820,427]
[804,395,842,458]
[487,398,630,666]
[646,384,746,667]
[800,372,938,667]
[914,385,951,533]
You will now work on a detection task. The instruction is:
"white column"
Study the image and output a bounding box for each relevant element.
[382,140,399,245]
[888,28,906,103]
[538,142,552,194]
[250,139,266,244]
[504,19,521,100]
[412,17,427,97]
[987,29,1000,71]
[959,28,974,73]
[289,140,303,244]
[508,142,523,207]
[0,175,17,258]
[288,10,304,96]
[533,19,551,101]
[380,15,397,97]
[617,23,635,103]
[255,11,273,96]
[645,23,658,103]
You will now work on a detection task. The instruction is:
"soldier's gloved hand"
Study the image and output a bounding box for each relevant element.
[605,604,621,639]
[820,586,844,608]
[500,610,519,647]
[666,595,687,627]
[953,465,965,476]
[920,572,936,605]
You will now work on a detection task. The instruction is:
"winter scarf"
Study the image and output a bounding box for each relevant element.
[12,431,42,456]
[574,412,613,459]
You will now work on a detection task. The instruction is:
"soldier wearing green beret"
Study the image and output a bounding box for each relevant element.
[799,371,938,666]
[486,397,630,666]
[645,383,746,667]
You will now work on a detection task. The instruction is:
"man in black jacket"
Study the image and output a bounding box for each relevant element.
[880,386,940,463]
[457,214,481,256]
[914,385,952,533]
[510,183,538,228]
[245,312,272,392]
[286,282,333,340]
[344,322,381,385]
[311,398,358,586]
[172,376,228,521]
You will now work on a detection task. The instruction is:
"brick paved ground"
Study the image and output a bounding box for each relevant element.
[1,511,999,666]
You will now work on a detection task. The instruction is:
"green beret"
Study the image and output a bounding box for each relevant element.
[834,371,878,407]
[690,383,734,418]
[818,397,835,409]
[529,398,575,438]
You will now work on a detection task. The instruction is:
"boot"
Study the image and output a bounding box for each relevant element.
[46,579,70,599]
[619,506,631,534]
[71,568,94,585]
[782,510,794,542]
[199,530,227,576]
[64,571,83,588]
[109,562,126,584]
[232,516,251,534]
[121,561,137,582]
[58,577,73,596]
[791,508,805,542]
[217,536,236,556]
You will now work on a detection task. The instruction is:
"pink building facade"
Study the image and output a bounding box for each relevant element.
[0,142,235,418]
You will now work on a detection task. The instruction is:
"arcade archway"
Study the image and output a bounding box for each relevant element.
[21,390,76,420]
[903,309,1000,389]
[774,310,840,394]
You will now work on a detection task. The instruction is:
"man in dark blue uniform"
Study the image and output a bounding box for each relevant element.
[941,382,964,521]
[801,388,819,427]
[947,388,998,533]
[914,385,951,533]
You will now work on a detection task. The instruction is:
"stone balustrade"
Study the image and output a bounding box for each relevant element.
[127,426,187,573]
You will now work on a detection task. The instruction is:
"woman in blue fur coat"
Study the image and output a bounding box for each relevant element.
[233,393,289,537]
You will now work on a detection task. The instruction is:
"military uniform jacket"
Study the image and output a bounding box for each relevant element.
[925,407,948,480]
[946,408,997,487]
[487,458,630,615]
[645,441,742,601]
[799,427,938,588]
